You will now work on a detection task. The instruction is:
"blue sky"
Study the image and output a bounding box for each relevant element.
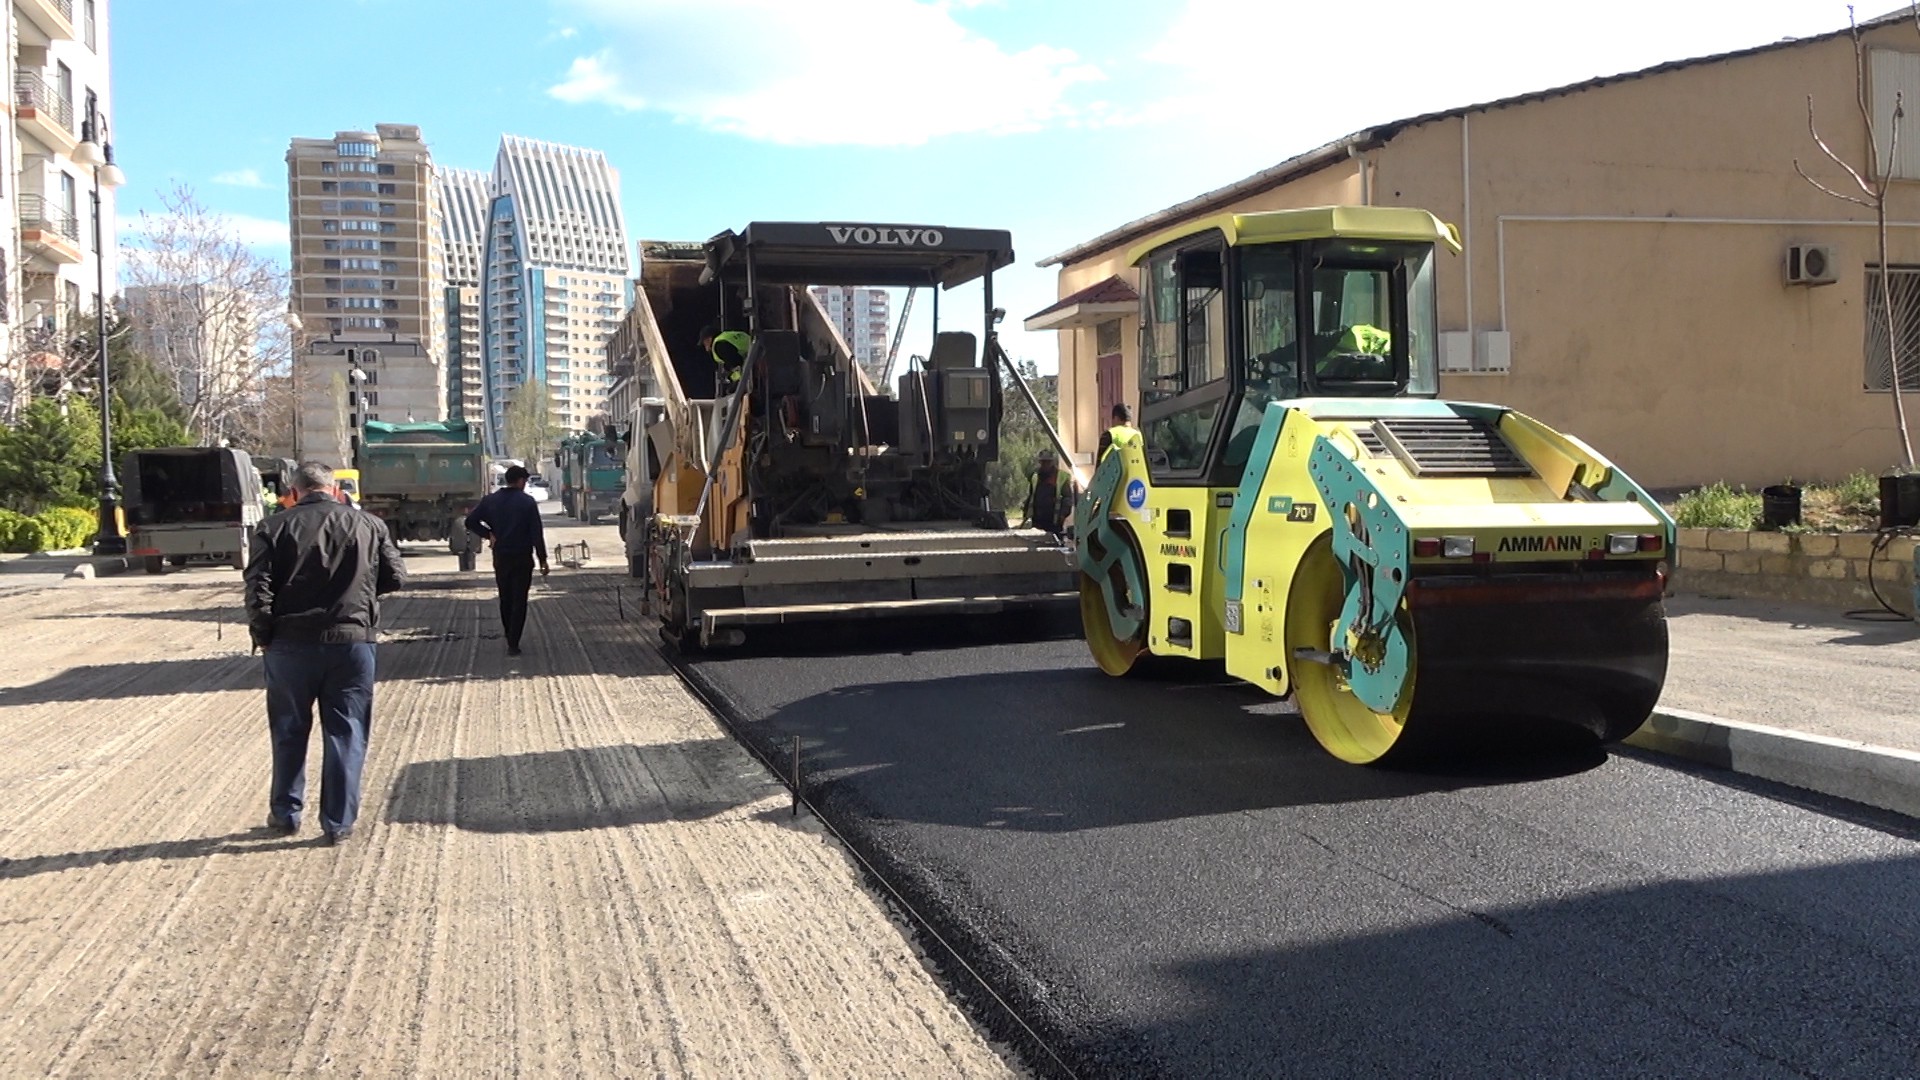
[114,0,1895,369]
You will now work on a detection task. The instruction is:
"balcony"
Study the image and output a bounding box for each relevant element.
[14,72,76,154]
[20,194,82,263]
[15,0,76,45]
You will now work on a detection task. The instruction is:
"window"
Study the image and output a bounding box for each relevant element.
[320,161,337,174]
[1865,266,1920,391]
[321,181,338,193]
[1095,318,1123,357]
[341,180,374,194]
[337,141,377,157]
[378,183,396,195]
[377,164,396,176]
[60,173,77,222]
[1139,244,1229,475]
[84,0,98,50]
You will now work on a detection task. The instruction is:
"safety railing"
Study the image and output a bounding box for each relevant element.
[14,71,74,134]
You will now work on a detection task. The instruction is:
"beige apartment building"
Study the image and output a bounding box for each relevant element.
[1036,14,1920,491]
[287,124,447,461]
[4,0,116,417]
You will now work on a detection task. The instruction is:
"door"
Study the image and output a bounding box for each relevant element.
[1095,352,1122,440]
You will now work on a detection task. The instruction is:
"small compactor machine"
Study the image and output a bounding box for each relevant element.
[638,221,1079,648]
[1077,206,1674,764]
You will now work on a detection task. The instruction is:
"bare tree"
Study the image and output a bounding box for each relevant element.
[1796,5,1918,470]
[503,380,561,463]
[121,184,293,449]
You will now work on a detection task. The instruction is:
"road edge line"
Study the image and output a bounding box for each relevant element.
[1626,708,1920,821]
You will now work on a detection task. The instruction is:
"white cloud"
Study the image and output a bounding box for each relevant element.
[1137,0,1867,147]
[217,212,292,250]
[211,168,270,189]
[546,0,1105,146]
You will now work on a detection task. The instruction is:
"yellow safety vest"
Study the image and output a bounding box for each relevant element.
[712,331,751,385]
[1103,424,1141,457]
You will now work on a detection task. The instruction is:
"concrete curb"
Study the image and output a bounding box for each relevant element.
[1626,708,1920,821]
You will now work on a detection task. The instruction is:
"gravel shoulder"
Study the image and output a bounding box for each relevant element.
[0,571,1015,1078]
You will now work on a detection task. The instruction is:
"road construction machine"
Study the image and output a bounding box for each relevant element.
[632,222,1079,648]
[1077,206,1673,764]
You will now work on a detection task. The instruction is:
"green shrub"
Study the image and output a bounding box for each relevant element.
[1672,482,1762,529]
[0,513,46,554]
[1833,470,1881,517]
[35,507,97,551]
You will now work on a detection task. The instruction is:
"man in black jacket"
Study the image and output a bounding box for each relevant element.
[464,464,549,656]
[244,461,406,845]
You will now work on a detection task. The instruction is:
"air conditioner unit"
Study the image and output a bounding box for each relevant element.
[1787,244,1837,286]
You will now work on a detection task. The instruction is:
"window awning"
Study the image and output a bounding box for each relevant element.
[1023,275,1138,332]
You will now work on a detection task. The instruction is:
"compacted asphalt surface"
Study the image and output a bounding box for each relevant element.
[681,618,1920,1079]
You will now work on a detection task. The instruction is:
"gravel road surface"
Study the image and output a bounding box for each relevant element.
[0,564,1015,1078]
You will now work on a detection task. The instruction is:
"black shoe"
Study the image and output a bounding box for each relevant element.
[324,827,353,846]
[267,814,298,835]
[507,644,523,656]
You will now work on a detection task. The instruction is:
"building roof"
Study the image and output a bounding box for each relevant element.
[1039,11,1902,269]
[1022,274,1139,331]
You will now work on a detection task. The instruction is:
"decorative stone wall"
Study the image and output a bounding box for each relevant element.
[1673,529,1917,616]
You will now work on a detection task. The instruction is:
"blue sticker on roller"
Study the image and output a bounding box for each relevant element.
[1125,479,1147,510]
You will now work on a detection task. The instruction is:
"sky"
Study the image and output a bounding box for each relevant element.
[112,0,1904,371]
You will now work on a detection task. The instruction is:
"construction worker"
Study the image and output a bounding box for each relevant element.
[1023,449,1075,535]
[699,324,752,391]
[1335,323,1391,354]
[1097,403,1141,460]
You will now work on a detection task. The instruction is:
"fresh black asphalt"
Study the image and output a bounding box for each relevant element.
[678,618,1920,1079]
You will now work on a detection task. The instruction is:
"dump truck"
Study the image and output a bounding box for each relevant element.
[632,223,1079,648]
[358,419,487,570]
[122,446,265,573]
[1076,205,1673,764]
[556,432,624,525]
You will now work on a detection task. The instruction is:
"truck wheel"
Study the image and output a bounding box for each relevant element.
[458,550,477,572]
[144,556,165,575]
[229,551,246,571]
[168,555,188,567]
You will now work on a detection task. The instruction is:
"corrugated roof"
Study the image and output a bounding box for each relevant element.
[1039,11,1902,269]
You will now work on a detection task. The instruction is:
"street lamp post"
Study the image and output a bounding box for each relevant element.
[76,117,126,556]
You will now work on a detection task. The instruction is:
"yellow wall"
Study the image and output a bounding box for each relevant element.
[1050,24,1920,488]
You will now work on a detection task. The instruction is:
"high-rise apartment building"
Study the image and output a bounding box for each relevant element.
[435,166,488,426]
[286,124,447,461]
[810,286,892,380]
[4,0,117,418]
[480,135,631,455]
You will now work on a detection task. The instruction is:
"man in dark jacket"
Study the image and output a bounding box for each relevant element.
[464,464,549,657]
[244,461,406,845]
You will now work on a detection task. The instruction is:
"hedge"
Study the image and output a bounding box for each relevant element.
[0,507,99,553]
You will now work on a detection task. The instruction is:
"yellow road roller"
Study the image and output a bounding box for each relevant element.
[1076,206,1673,764]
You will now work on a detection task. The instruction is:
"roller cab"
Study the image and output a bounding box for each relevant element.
[1076,206,1673,763]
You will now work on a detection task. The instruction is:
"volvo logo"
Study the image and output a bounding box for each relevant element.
[827,226,945,247]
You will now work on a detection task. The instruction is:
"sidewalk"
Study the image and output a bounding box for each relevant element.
[0,571,1014,1078]
[1632,592,1920,820]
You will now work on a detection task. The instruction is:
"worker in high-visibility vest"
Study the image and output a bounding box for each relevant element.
[1335,323,1390,354]
[1023,449,1076,534]
[1097,402,1141,460]
[699,324,752,391]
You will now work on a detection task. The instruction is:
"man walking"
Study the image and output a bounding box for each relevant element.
[244,461,406,846]
[464,464,549,656]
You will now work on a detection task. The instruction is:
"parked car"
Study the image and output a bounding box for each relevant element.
[525,474,552,503]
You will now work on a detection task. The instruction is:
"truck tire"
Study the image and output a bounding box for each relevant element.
[458,549,477,572]
[144,556,165,575]
[229,551,246,571]
[168,555,188,568]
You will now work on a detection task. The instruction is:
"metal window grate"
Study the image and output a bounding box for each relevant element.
[1863,268,1920,392]
[1373,416,1533,476]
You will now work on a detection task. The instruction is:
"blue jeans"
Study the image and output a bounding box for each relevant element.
[264,641,376,835]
